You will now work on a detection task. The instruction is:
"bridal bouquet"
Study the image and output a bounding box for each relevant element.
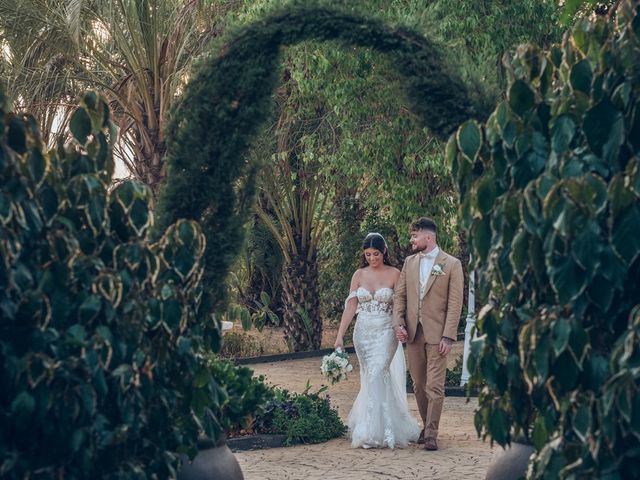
[320,349,353,385]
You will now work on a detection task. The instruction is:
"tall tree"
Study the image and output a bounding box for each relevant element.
[253,71,333,350]
[0,0,240,192]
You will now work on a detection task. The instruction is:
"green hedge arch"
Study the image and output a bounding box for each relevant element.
[155,4,488,316]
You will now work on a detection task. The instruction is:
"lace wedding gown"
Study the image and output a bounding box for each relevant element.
[346,287,420,448]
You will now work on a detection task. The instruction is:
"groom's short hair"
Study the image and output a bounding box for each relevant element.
[411,217,437,235]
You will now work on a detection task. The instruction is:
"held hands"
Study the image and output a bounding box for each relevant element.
[395,325,408,343]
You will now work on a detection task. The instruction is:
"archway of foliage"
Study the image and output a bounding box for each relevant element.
[155,3,488,349]
[450,1,640,477]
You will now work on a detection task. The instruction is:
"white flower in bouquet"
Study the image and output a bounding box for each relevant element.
[320,349,353,385]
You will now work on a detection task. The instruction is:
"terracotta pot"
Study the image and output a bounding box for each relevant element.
[178,436,244,480]
[484,441,534,480]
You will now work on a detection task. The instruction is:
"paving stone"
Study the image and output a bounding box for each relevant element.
[236,352,493,480]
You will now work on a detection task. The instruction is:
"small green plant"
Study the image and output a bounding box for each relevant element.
[205,357,273,436]
[224,291,280,332]
[252,382,347,445]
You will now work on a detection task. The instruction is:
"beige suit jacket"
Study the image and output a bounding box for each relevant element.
[393,249,464,344]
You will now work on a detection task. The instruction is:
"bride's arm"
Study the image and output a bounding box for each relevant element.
[393,263,408,342]
[334,270,360,350]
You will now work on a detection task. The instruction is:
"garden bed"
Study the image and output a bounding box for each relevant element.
[227,434,288,452]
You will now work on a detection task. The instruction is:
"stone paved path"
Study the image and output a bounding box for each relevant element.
[235,349,494,479]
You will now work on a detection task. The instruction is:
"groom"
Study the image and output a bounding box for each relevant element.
[393,217,463,451]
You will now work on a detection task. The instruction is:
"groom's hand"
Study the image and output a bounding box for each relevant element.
[438,337,453,356]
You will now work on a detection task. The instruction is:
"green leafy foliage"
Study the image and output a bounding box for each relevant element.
[252,384,346,445]
[0,92,264,478]
[452,2,640,477]
[0,0,243,192]
[230,0,561,330]
[205,358,273,436]
[154,2,485,329]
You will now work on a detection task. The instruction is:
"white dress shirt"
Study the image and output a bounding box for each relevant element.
[419,246,440,288]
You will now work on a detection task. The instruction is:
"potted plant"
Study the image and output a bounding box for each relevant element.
[449,1,640,477]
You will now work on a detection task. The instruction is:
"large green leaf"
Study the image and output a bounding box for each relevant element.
[571,220,602,271]
[457,120,482,162]
[565,174,607,216]
[475,174,498,215]
[509,80,536,117]
[532,415,549,451]
[583,354,609,391]
[70,107,92,145]
[510,228,530,279]
[78,295,101,323]
[572,401,592,443]
[28,149,47,185]
[445,134,458,170]
[583,98,624,162]
[533,332,551,381]
[610,204,640,264]
[569,59,593,94]
[551,115,576,155]
[495,101,509,134]
[617,386,632,423]
[549,254,587,305]
[608,173,635,217]
[553,351,579,390]
[472,217,492,262]
[7,117,27,154]
[468,335,485,375]
[568,321,589,366]
[488,407,510,446]
[552,317,570,356]
[11,391,35,422]
[586,274,614,311]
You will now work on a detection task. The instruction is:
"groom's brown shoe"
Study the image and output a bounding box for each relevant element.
[424,437,438,451]
[417,429,425,444]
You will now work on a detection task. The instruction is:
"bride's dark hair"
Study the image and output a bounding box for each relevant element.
[360,233,392,267]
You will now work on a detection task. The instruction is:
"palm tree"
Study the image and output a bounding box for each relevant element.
[255,94,333,351]
[0,0,239,192]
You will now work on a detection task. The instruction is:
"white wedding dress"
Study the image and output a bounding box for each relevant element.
[346,287,420,448]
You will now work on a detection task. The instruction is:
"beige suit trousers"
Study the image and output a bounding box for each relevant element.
[406,323,447,439]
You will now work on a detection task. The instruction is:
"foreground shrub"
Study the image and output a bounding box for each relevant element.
[450,1,640,477]
[0,92,247,478]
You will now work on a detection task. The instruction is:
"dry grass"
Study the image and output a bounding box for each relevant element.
[221,321,464,369]
[220,320,341,357]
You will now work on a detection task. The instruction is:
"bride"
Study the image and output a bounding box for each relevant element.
[334,232,420,449]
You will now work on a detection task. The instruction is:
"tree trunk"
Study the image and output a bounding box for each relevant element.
[281,241,321,351]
